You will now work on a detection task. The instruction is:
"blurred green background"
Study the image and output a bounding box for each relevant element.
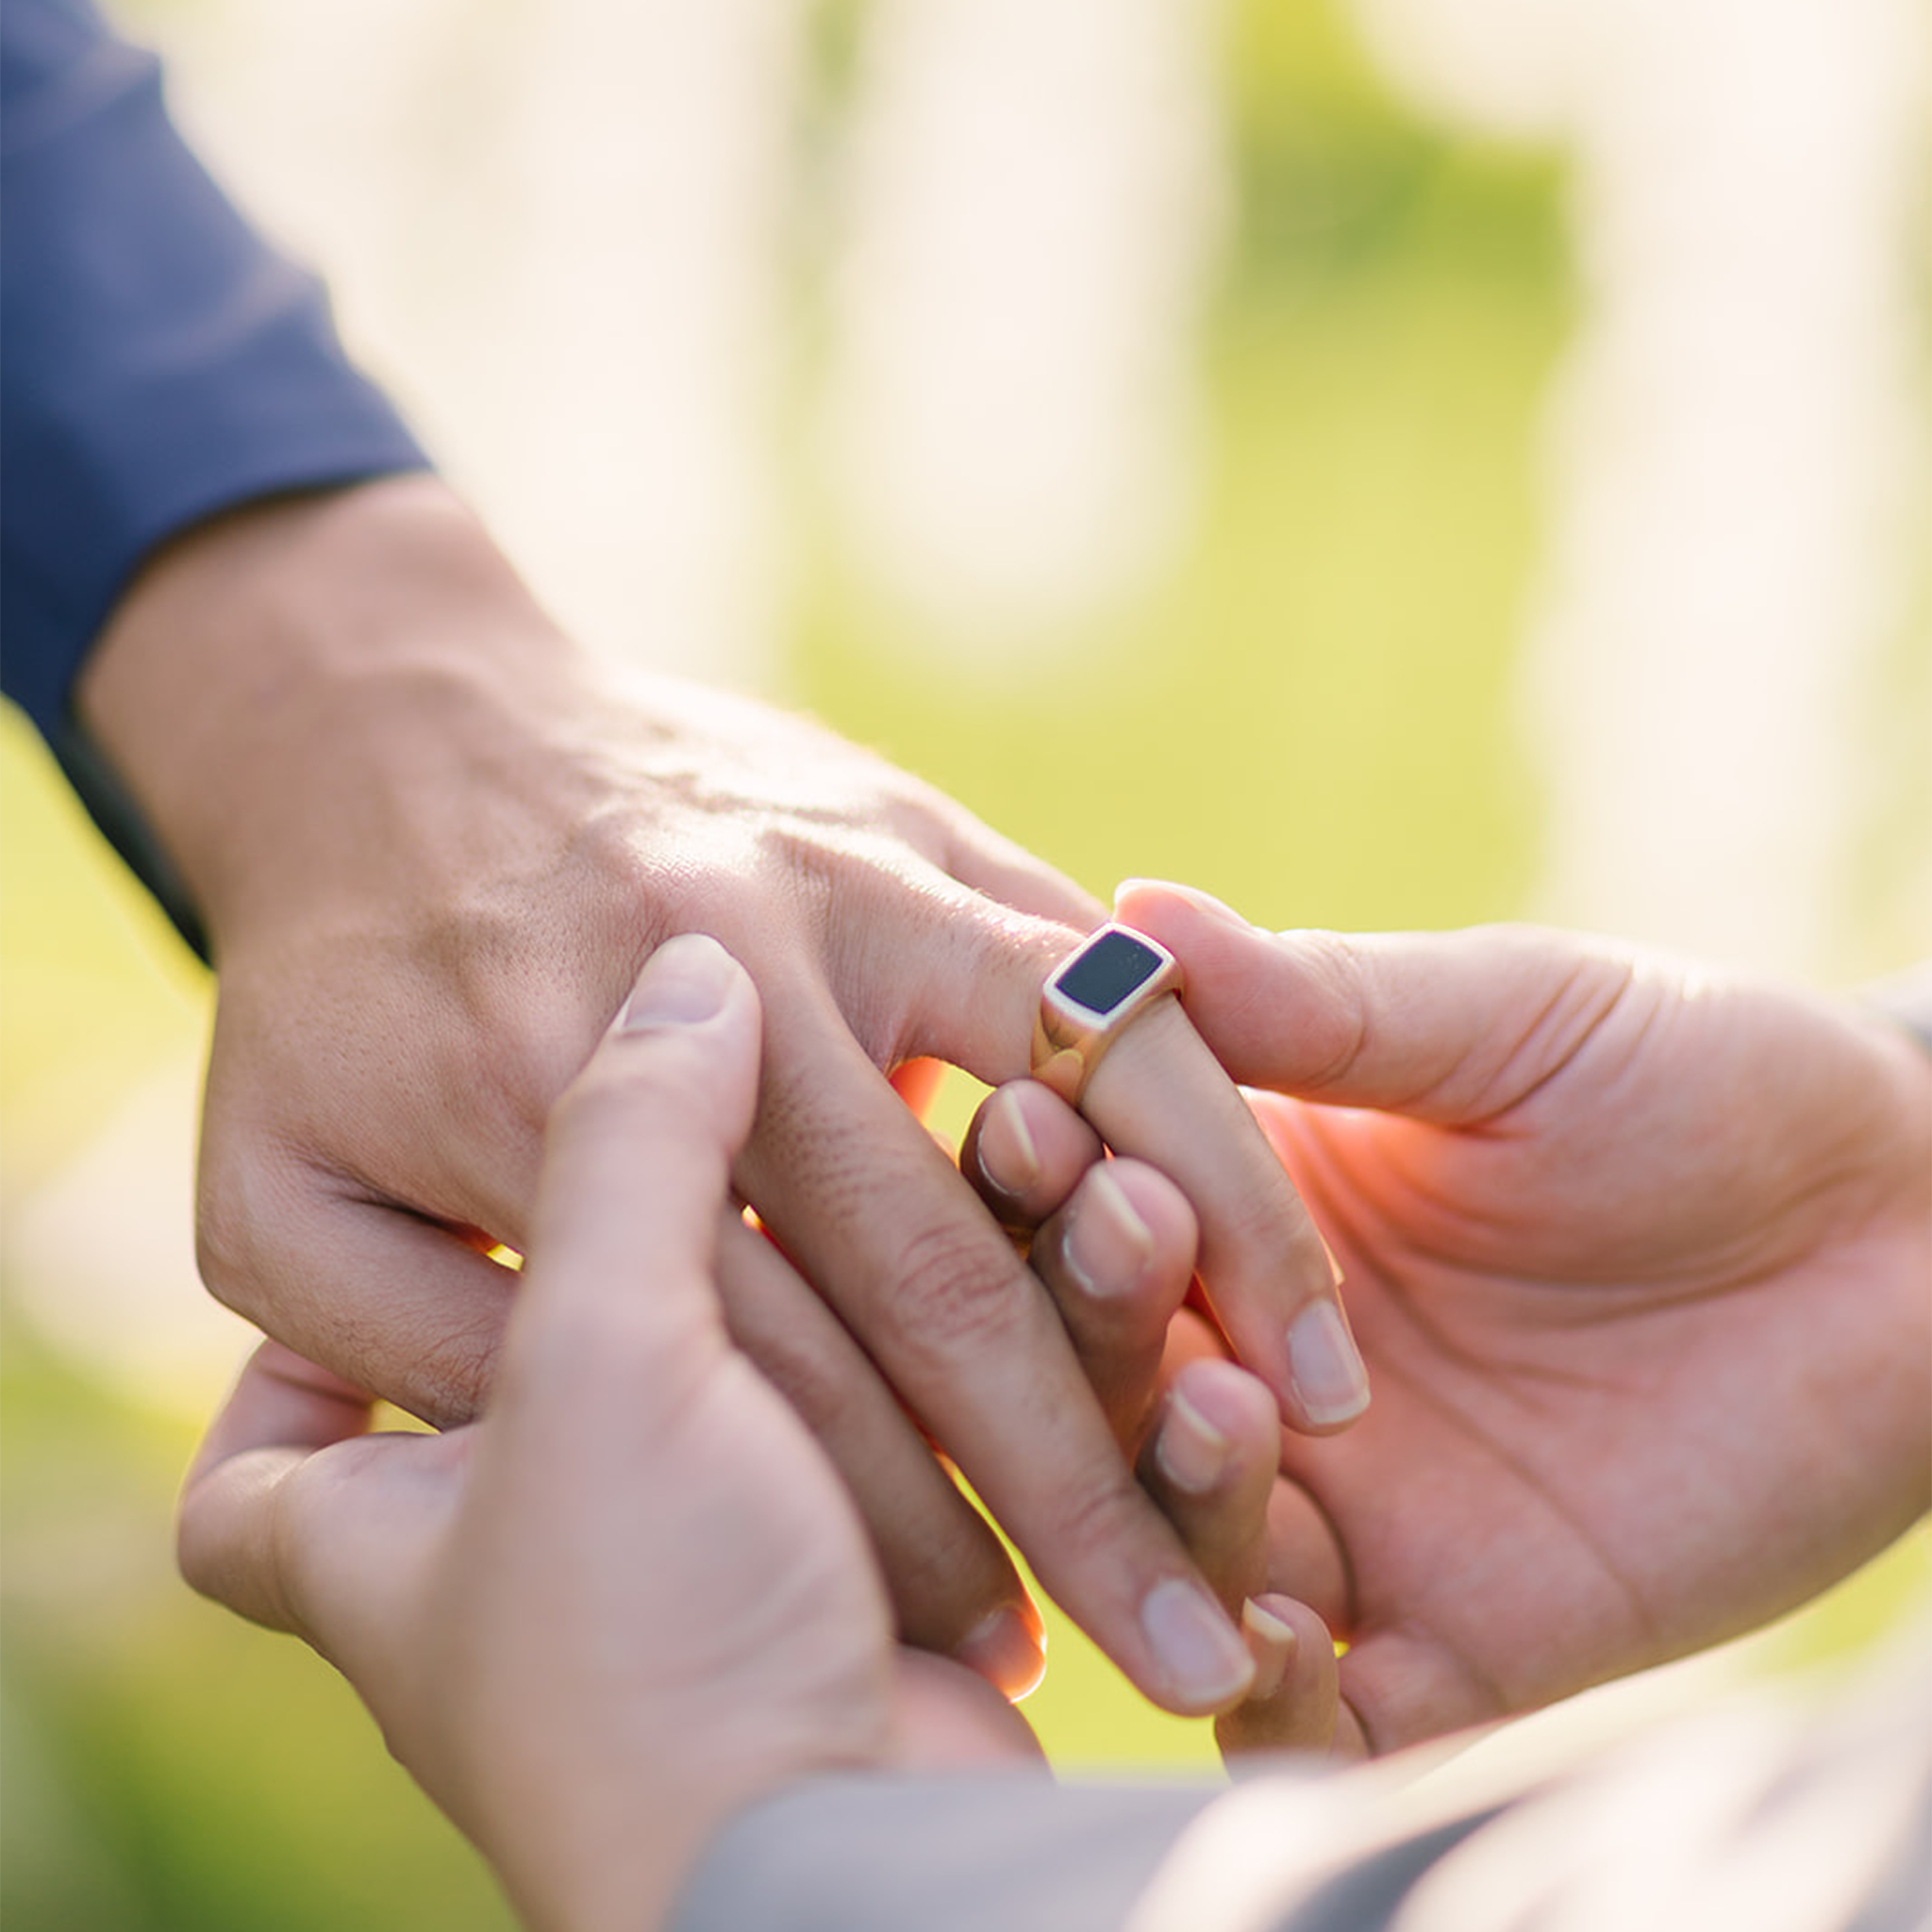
[3,3,1925,1927]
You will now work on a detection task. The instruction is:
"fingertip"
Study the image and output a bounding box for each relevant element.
[1091,1159,1198,1287]
[963,1080,1104,1226]
[614,931,754,1036]
[1241,1594,1299,1701]
[1152,1381,1236,1496]
[177,1339,381,1634]
[1153,1357,1278,1496]
[1140,1575,1257,1714]
[975,1083,1044,1198]
[569,931,764,1146]
[955,1601,1049,1703]
[1284,1297,1371,1434]
[1170,1355,1283,1442]
[1219,1592,1341,1757]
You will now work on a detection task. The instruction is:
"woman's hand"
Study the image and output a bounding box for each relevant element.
[1004,887,1932,1756]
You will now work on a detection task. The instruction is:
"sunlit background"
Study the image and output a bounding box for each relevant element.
[4,0,1927,1925]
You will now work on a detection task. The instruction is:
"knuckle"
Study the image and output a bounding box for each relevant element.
[1047,1462,1158,1570]
[194,1151,278,1316]
[1284,930,1374,1089]
[877,1218,1033,1364]
[401,1319,505,1427]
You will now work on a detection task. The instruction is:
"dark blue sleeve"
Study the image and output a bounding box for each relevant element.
[0,0,430,741]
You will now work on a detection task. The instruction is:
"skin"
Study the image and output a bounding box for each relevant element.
[80,475,1361,1712]
[993,883,1932,1757]
[176,937,1298,1932]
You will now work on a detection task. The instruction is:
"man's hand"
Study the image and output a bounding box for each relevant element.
[1027,885,1932,1753]
[80,477,1357,1712]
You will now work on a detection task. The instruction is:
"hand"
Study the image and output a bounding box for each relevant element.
[177,938,1040,1932]
[1064,886,1932,1753]
[80,478,1356,1713]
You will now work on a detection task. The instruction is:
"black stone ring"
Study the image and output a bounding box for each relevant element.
[1031,924,1186,1107]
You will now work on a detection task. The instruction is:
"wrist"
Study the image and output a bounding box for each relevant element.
[75,476,588,945]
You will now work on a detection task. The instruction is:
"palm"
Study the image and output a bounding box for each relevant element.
[1235,957,1929,1753]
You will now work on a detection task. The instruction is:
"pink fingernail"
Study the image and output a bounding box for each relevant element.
[1154,1386,1232,1495]
[622,933,736,1030]
[1241,1597,1298,1701]
[1141,1578,1256,1711]
[1062,1166,1155,1301]
[1287,1300,1369,1428]
[975,1087,1042,1197]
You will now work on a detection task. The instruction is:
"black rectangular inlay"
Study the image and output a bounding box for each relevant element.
[1054,929,1164,1017]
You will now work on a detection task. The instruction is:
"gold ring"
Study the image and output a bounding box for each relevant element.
[1031,924,1185,1106]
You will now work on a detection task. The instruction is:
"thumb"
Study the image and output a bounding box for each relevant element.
[509,933,763,1389]
[1113,883,1634,1124]
[176,1341,380,1634]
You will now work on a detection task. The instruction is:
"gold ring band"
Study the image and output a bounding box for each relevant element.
[1031,924,1185,1106]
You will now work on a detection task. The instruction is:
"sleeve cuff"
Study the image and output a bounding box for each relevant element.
[667,1771,1223,1932]
[1,0,430,739]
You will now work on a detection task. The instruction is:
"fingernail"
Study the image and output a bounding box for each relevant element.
[975,1086,1041,1198]
[1287,1300,1370,1428]
[1062,1165,1155,1300]
[956,1605,1048,1701]
[622,933,737,1030]
[1154,1385,1232,1495]
[1114,878,1257,932]
[1141,1577,1256,1710]
[1242,1597,1298,1701]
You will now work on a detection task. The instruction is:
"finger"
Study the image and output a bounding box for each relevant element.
[184,1340,376,1490]
[960,1080,1106,1232]
[1145,1321,1355,1631]
[1215,1593,1352,1759]
[941,820,1105,931]
[1084,997,1367,1436]
[741,999,1257,1718]
[514,934,762,1374]
[177,1340,378,1633]
[1138,1358,1279,1613]
[1113,882,1634,1123]
[902,917,1369,1437]
[715,1215,1044,1696]
[1029,1158,1199,1447]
